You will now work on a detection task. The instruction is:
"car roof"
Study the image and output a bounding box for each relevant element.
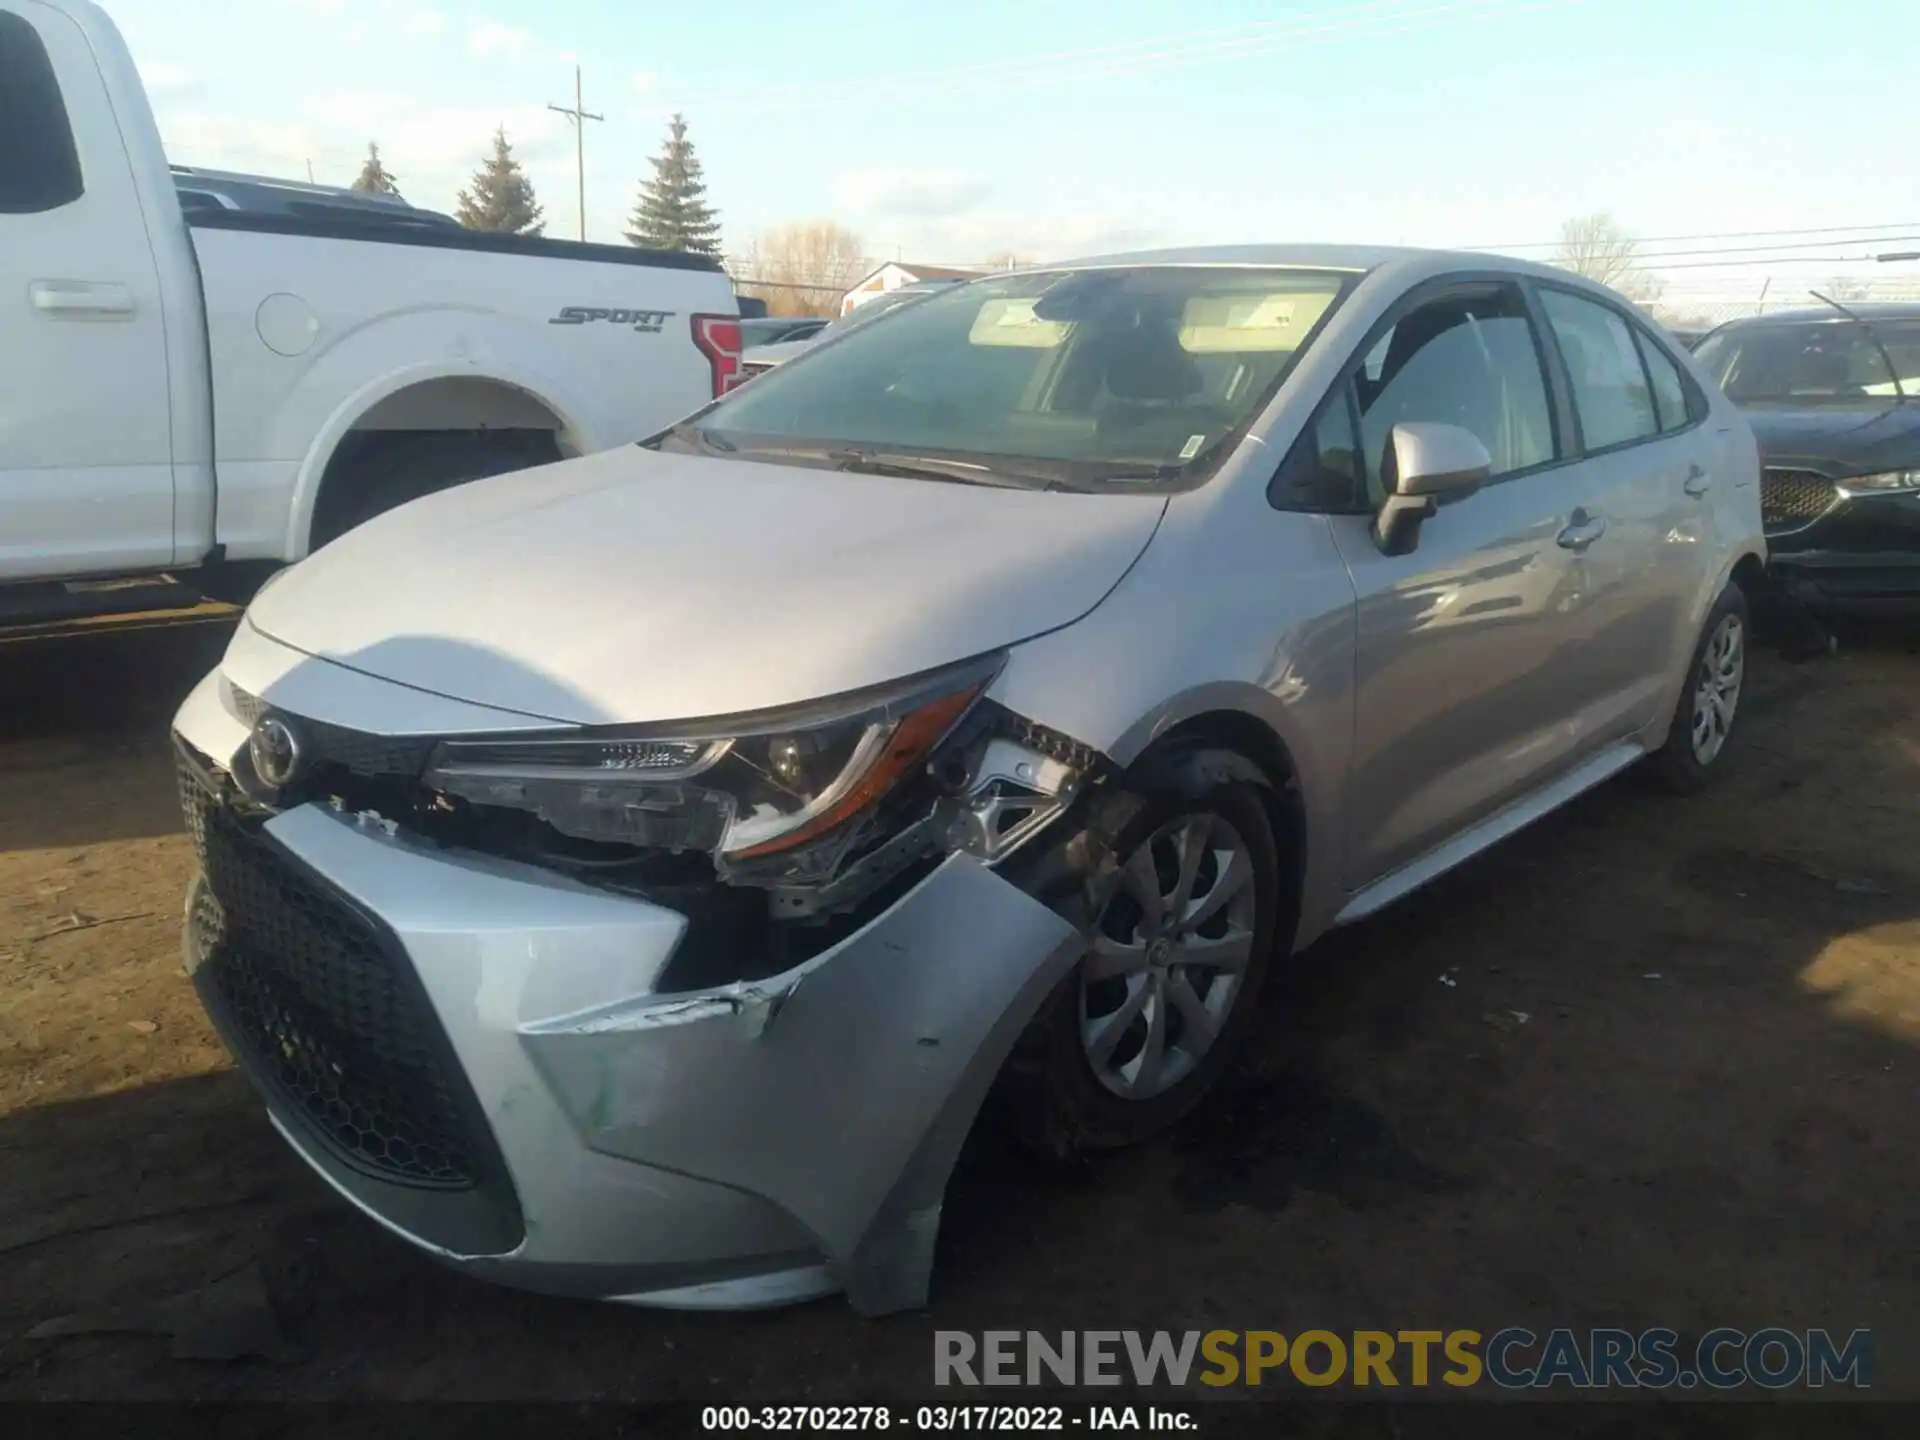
[1034,242,1587,286]
[1711,302,1920,330]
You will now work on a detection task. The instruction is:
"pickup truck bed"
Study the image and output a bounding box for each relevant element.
[1,0,742,619]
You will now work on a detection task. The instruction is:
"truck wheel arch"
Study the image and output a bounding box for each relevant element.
[286,362,595,559]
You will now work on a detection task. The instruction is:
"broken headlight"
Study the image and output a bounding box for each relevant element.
[424,654,1003,872]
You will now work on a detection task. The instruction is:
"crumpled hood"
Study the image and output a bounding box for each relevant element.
[1744,402,1920,474]
[251,446,1165,725]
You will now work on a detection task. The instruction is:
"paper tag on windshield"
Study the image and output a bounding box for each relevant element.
[1179,434,1206,460]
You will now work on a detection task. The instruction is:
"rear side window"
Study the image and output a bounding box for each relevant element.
[1634,328,1695,433]
[0,10,83,214]
[1541,290,1659,450]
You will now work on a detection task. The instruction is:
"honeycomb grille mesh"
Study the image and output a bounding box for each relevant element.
[180,766,481,1190]
[1761,469,1839,534]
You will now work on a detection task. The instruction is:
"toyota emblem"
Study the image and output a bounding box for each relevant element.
[248,714,305,789]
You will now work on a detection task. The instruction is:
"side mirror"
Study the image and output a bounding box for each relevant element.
[1373,422,1492,556]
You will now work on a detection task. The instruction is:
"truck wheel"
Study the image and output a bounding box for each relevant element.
[1649,582,1750,794]
[997,761,1282,1159]
[310,430,561,549]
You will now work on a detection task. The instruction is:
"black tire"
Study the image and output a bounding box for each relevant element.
[310,430,561,549]
[997,759,1283,1159]
[1649,581,1750,795]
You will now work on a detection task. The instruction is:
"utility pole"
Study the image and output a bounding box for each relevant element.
[547,66,603,242]
[306,159,315,183]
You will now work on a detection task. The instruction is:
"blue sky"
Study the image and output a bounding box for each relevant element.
[110,0,1920,295]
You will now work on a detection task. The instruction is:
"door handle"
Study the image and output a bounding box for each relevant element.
[1557,511,1607,552]
[1683,464,1713,498]
[30,280,137,317]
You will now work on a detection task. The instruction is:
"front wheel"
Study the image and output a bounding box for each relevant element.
[1649,582,1749,794]
[999,774,1281,1158]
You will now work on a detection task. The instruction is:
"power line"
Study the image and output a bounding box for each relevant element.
[1622,234,1920,263]
[1475,220,1920,251]
[1623,253,1920,273]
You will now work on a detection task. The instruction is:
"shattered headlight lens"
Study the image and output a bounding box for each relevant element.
[424,654,1002,862]
[1839,470,1920,494]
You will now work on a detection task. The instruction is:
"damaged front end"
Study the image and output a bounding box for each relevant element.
[184,647,1108,1314]
[238,652,1100,987]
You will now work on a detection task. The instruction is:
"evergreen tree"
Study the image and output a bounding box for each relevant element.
[352,142,400,196]
[455,128,545,235]
[625,113,721,255]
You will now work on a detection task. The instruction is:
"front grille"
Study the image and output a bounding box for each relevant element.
[1761,469,1841,535]
[179,765,483,1190]
[226,683,436,777]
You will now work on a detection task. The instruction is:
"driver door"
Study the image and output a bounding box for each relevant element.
[1325,280,1604,890]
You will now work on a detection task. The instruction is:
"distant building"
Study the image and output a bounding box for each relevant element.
[841,262,982,315]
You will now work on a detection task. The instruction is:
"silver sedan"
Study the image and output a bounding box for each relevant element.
[172,245,1765,1316]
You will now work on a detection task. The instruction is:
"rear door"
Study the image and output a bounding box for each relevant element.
[1533,285,1718,737]
[0,1,176,581]
[1324,278,1607,887]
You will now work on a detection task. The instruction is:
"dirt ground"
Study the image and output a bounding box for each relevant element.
[1,617,1916,1405]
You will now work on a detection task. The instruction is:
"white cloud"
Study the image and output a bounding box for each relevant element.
[632,71,657,94]
[156,109,323,179]
[833,168,992,219]
[157,93,570,214]
[469,20,532,61]
[304,91,412,129]
[141,60,198,95]
[860,209,1169,266]
[404,9,447,37]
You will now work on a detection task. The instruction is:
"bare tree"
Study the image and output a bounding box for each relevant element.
[1553,213,1661,303]
[730,221,866,317]
[982,249,1028,271]
[1821,276,1873,303]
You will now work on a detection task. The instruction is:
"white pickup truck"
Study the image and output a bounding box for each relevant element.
[0,0,742,624]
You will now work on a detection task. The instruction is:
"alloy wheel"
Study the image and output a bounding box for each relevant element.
[1078,811,1259,1100]
[1690,613,1745,765]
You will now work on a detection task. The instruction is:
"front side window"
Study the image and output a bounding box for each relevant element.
[1541,289,1660,449]
[0,10,84,214]
[1270,387,1363,512]
[1353,285,1556,503]
[1692,319,1920,403]
[677,265,1353,489]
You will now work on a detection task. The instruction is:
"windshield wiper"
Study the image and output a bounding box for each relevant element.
[827,449,1062,490]
[1808,290,1908,400]
[646,421,737,455]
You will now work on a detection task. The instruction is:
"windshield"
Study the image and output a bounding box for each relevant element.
[822,286,943,337]
[1694,318,1920,403]
[691,265,1352,486]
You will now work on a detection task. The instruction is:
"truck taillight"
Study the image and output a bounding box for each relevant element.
[691,314,744,397]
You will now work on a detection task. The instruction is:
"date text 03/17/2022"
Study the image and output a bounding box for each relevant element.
[701,1405,1197,1432]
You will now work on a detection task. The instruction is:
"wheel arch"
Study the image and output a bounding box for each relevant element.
[283,361,596,560]
[1120,703,1308,955]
